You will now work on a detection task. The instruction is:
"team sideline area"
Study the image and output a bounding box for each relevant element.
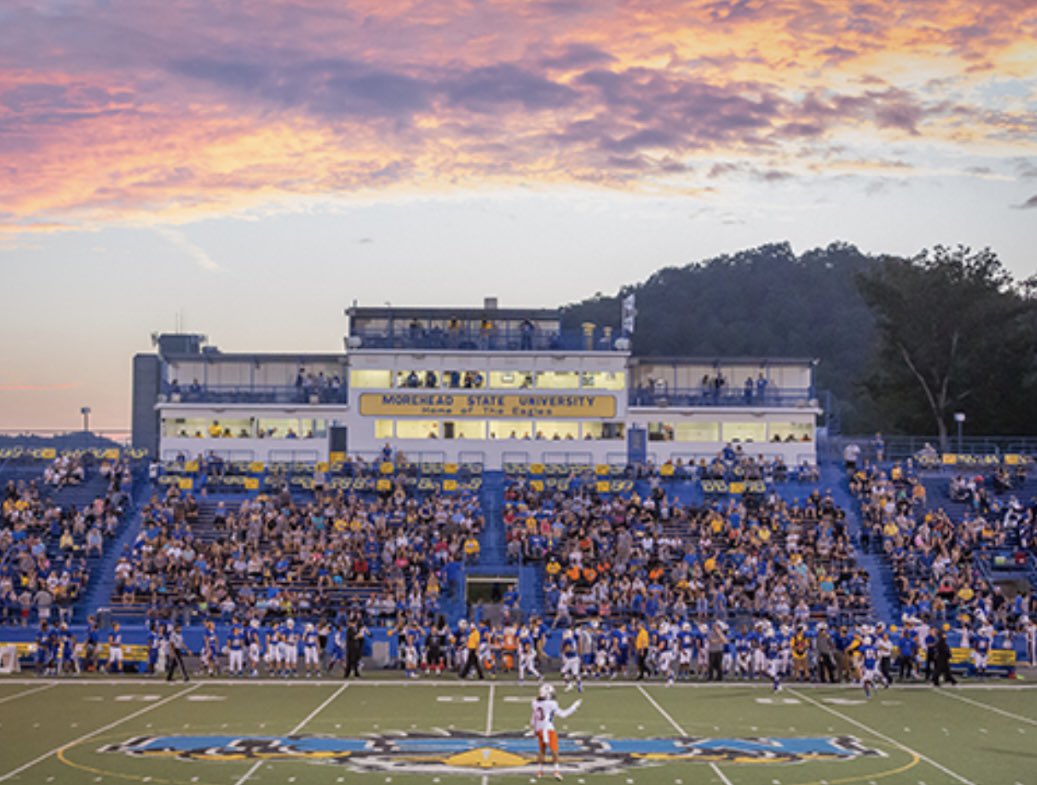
[1,677,1035,785]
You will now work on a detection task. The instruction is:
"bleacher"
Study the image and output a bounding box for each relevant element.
[501,461,872,628]
[107,458,486,623]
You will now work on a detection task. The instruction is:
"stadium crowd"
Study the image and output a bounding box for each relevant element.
[1,457,132,626]
[113,479,483,625]
[504,470,871,630]
[850,461,1036,628]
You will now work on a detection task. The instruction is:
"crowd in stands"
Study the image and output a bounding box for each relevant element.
[1,457,133,625]
[851,460,1036,628]
[43,454,85,487]
[636,450,820,484]
[503,467,870,630]
[113,478,484,626]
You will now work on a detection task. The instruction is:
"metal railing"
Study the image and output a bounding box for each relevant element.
[629,387,816,408]
[349,325,622,353]
[161,382,347,405]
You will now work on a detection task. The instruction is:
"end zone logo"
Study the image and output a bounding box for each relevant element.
[104,732,883,774]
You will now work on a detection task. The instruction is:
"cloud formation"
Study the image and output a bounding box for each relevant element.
[0,0,1034,230]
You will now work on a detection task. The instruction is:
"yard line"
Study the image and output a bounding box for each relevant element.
[232,682,348,785]
[787,688,976,785]
[934,688,1037,727]
[636,685,734,785]
[636,684,687,734]
[481,683,496,785]
[0,682,199,783]
[0,682,55,705]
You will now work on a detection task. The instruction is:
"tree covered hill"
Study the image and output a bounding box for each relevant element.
[562,242,1037,437]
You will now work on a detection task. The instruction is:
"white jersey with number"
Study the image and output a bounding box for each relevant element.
[530,698,578,737]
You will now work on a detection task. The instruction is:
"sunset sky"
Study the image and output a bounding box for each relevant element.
[1,0,1035,431]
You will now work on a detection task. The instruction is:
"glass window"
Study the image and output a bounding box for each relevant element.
[722,422,766,443]
[536,421,580,441]
[350,370,391,388]
[769,421,813,442]
[374,420,394,439]
[489,371,535,389]
[675,422,720,442]
[535,371,580,389]
[257,418,304,439]
[581,422,625,440]
[489,420,533,439]
[444,420,486,439]
[395,370,440,389]
[396,420,440,439]
[581,371,626,390]
[647,422,674,441]
[440,370,485,389]
[298,419,328,439]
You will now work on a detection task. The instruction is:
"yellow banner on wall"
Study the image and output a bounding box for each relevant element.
[358,392,617,419]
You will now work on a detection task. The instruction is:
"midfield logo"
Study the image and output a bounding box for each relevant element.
[104,732,882,773]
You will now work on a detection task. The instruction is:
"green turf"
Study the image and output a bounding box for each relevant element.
[1,678,1034,785]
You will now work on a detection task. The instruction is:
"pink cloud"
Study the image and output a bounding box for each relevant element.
[0,0,1033,229]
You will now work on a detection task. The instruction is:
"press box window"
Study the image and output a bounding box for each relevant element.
[489,371,534,389]
[444,421,487,439]
[769,422,813,441]
[675,422,720,442]
[535,371,580,389]
[722,422,766,443]
[536,421,579,440]
[396,420,440,439]
[581,372,626,390]
[583,422,626,440]
[489,420,533,439]
[350,370,391,388]
[374,420,394,439]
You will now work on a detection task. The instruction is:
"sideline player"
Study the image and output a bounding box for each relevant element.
[530,683,581,780]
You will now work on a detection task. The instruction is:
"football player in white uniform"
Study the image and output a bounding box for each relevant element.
[530,683,581,780]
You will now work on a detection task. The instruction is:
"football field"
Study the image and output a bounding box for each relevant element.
[0,678,1034,785]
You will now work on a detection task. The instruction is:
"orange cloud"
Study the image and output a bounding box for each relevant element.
[0,0,1034,231]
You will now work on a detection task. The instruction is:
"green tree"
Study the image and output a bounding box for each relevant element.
[857,245,1037,448]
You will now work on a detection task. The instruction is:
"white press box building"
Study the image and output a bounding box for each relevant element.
[132,300,822,467]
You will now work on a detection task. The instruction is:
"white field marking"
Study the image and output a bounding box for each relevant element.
[437,695,480,703]
[755,697,801,705]
[232,682,348,785]
[0,683,55,705]
[787,689,976,785]
[504,695,533,703]
[114,694,161,702]
[934,687,1037,727]
[482,684,494,785]
[0,683,200,782]
[635,686,734,785]
[485,684,496,734]
[2,677,1037,690]
[185,695,226,702]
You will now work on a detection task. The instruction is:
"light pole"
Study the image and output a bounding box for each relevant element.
[954,412,965,455]
[80,406,91,433]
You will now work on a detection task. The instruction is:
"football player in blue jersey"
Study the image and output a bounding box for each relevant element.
[202,620,221,677]
[227,620,245,676]
[303,623,321,677]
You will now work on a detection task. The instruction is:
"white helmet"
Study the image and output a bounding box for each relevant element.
[286,619,295,629]
[538,684,556,700]
[681,621,691,632]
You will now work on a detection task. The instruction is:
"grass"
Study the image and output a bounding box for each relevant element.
[0,676,1034,785]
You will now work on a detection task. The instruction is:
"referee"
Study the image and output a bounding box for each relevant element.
[165,624,190,682]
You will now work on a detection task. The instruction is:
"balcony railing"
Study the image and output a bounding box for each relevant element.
[629,386,815,408]
[162,383,348,405]
[349,325,623,352]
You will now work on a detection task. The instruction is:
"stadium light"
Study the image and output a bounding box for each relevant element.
[80,405,92,432]
[954,411,965,454]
